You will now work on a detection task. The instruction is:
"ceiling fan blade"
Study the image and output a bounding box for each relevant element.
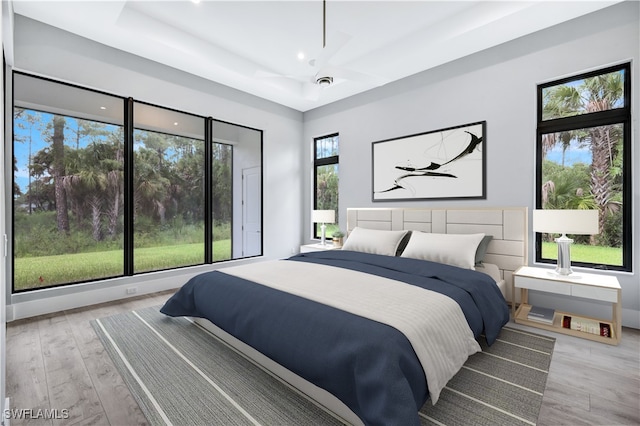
[255,69,284,79]
[256,69,311,84]
[319,65,390,87]
[309,31,351,70]
[302,82,322,100]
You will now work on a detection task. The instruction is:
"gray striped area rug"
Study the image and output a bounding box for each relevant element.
[420,327,555,426]
[92,307,554,426]
[92,306,345,425]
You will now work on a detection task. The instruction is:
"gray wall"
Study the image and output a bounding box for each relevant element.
[302,2,640,327]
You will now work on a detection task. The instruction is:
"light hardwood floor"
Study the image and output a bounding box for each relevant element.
[5,291,640,426]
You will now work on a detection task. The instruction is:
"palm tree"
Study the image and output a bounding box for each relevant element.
[134,147,170,224]
[14,109,42,213]
[47,115,70,233]
[66,170,107,241]
[541,71,624,237]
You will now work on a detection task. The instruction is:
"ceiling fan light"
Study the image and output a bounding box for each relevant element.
[316,76,333,86]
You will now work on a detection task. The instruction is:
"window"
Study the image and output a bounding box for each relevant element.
[13,74,125,290]
[536,63,631,271]
[210,141,233,261]
[313,134,339,239]
[211,120,262,259]
[132,102,205,273]
[11,72,263,292]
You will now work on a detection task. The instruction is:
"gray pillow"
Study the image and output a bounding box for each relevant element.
[395,231,412,256]
[475,235,493,265]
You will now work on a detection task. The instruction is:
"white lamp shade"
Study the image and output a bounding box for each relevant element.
[312,209,335,224]
[533,209,599,235]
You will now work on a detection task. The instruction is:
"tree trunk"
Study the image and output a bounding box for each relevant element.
[589,125,614,238]
[52,116,70,233]
[89,194,103,241]
[106,170,121,238]
[107,196,119,237]
[156,200,166,225]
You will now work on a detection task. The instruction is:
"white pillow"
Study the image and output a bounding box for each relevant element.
[342,227,409,257]
[400,232,485,270]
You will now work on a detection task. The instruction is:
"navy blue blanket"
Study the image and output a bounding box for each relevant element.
[161,251,509,426]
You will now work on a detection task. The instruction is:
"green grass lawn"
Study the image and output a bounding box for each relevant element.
[542,242,622,266]
[14,240,231,291]
[14,240,620,291]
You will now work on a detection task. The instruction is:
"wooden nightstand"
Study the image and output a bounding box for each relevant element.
[300,243,340,253]
[513,266,621,345]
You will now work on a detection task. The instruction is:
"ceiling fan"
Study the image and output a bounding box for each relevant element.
[309,0,350,87]
[257,0,388,100]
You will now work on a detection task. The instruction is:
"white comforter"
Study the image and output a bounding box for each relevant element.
[221,259,481,403]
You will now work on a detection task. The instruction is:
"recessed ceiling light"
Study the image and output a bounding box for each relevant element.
[100,106,106,110]
[297,51,305,61]
[192,0,201,4]
[174,122,179,126]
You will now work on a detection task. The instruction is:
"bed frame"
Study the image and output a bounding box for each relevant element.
[195,206,528,425]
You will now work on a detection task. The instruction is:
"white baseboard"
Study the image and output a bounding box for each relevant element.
[622,308,640,330]
[9,274,183,321]
[7,257,264,321]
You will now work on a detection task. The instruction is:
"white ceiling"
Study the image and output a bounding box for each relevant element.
[9,0,623,112]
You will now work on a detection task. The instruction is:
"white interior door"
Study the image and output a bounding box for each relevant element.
[242,166,261,257]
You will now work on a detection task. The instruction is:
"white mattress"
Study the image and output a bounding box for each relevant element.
[475,262,506,297]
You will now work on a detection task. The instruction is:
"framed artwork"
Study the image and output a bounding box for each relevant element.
[372,121,486,201]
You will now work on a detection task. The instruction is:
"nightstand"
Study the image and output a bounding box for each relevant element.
[513,266,621,345]
[300,243,340,253]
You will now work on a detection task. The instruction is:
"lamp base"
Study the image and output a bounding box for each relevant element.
[546,270,583,280]
[555,234,573,275]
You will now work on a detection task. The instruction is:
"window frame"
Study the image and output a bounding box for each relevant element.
[535,62,632,272]
[313,133,339,240]
[10,71,263,293]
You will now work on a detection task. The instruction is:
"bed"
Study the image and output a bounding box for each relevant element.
[161,207,527,425]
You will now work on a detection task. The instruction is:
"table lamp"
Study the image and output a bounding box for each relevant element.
[312,209,335,246]
[533,209,599,276]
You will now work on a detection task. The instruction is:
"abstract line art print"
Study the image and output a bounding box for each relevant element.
[372,121,486,201]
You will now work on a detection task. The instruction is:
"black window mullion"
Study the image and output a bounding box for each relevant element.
[621,117,632,270]
[230,146,235,259]
[538,109,629,134]
[124,97,134,275]
[204,117,213,264]
[314,155,339,167]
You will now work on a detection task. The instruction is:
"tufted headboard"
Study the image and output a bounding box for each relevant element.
[346,207,528,303]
